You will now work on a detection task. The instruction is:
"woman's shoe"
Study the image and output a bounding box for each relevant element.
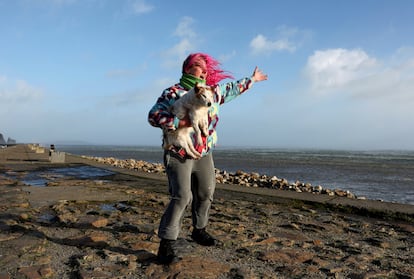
[157,239,179,264]
[191,228,218,246]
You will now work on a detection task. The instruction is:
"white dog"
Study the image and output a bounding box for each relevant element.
[163,83,215,159]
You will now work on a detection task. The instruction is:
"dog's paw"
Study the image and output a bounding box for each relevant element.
[191,153,202,160]
[184,147,201,159]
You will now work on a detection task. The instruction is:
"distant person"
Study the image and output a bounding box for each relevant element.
[49,144,55,157]
[148,52,268,264]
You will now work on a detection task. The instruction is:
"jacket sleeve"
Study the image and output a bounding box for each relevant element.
[148,88,180,131]
[217,77,255,105]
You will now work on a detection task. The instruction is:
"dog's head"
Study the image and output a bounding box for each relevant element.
[194,83,214,107]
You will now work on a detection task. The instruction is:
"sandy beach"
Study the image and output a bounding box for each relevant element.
[1,144,413,279]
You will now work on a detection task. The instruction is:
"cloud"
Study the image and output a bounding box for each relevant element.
[250,25,310,55]
[161,17,199,68]
[129,0,154,14]
[174,16,196,38]
[218,50,237,63]
[250,34,296,54]
[304,48,379,93]
[0,77,44,104]
[303,48,414,102]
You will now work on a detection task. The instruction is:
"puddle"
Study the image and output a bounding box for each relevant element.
[22,178,49,187]
[100,203,117,212]
[50,166,114,179]
[6,166,115,187]
[37,213,59,224]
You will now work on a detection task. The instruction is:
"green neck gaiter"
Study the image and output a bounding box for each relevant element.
[179,73,206,90]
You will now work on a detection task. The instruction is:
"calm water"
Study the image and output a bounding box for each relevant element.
[58,145,414,205]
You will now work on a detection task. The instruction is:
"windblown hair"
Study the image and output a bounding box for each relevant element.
[182,53,234,85]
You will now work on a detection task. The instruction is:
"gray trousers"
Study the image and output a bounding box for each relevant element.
[158,151,216,240]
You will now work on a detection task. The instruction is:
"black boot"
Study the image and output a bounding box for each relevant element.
[191,228,218,246]
[157,239,179,265]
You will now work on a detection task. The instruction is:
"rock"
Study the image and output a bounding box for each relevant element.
[67,232,109,247]
[57,212,78,224]
[91,218,108,228]
[145,256,232,279]
[258,248,315,264]
[18,265,53,279]
[19,213,30,221]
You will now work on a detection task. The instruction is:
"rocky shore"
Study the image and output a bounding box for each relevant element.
[1,145,414,279]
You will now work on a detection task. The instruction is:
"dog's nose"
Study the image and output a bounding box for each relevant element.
[207,102,212,106]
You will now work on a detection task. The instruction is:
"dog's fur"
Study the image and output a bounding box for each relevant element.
[163,83,215,159]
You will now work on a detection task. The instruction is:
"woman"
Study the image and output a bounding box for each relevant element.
[148,53,268,264]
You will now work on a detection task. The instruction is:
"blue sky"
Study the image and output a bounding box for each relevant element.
[1,0,414,150]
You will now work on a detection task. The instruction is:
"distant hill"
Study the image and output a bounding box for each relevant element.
[0,134,17,146]
[7,138,16,145]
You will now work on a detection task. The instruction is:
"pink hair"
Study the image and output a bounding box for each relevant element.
[182,53,234,85]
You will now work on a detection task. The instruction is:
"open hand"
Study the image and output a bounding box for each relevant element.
[252,66,268,82]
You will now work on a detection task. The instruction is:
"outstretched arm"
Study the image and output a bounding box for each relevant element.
[216,67,268,105]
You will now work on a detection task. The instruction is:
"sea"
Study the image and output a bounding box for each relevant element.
[57,145,414,205]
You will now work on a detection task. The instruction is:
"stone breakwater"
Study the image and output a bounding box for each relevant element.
[82,156,358,199]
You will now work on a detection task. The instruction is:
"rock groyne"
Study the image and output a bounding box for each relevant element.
[81,156,358,199]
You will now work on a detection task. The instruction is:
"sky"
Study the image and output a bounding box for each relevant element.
[1,0,414,150]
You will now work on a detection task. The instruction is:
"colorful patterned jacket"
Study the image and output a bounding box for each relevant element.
[148,77,255,157]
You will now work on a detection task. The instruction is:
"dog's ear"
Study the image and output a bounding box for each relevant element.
[194,82,202,95]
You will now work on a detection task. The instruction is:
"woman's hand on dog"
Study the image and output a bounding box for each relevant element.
[252,66,268,82]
